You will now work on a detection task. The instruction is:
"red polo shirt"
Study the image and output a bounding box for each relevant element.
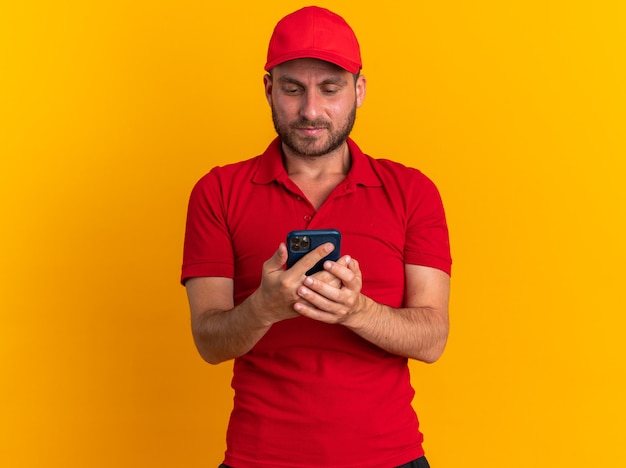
[182,138,451,468]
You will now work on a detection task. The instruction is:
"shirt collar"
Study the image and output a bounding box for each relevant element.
[252,137,382,187]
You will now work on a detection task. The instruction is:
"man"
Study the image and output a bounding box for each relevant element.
[182,6,451,468]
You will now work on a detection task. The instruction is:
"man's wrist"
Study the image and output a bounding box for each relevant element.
[246,289,274,329]
[342,293,371,330]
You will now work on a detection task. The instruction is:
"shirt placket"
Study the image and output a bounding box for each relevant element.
[293,194,315,228]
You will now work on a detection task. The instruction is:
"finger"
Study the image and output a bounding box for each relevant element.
[299,275,344,307]
[294,291,337,317]
[339,256,362,289]
[312,255,350,286]
[321,255,354,283]
[288,242,336,277]
[263,243,288,273]
[335,255,351,266]
[293,303,334,323]
[294,287,347,323]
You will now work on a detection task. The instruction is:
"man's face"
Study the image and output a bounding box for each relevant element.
[264,58,366,157]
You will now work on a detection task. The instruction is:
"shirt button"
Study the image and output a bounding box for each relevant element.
[303,215,312,221]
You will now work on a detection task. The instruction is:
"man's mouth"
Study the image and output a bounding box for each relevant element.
[295,127,327,136]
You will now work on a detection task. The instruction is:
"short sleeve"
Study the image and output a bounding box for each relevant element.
[181,169,235,284]
[404,174,452,276]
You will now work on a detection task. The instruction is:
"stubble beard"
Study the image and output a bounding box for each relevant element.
[272,104,357,158]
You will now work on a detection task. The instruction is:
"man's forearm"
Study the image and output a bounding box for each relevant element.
[187,243,339,364]
[344,294,449,363]
[191,291,272,365]
[293,261,450,363]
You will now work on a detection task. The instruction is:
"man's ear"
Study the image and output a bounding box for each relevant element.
[263,74,273,106]
[355,74,366,108]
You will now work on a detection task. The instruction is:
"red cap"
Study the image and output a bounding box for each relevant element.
[265,6,362,74]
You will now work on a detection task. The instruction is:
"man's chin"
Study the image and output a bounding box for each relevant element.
[278,123,353,157]
[290,145,335,158]
[284,137,333,157]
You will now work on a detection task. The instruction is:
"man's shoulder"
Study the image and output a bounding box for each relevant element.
[195,153,262,185]
[366,154,433,185]
[212,153,263,173]
[197,139,281,185]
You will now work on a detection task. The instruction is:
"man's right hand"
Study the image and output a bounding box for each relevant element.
[252,241,340,325]
[185,241,343,364]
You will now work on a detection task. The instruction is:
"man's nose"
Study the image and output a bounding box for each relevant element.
[299,90,322,121]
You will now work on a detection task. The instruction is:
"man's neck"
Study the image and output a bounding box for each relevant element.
[282,141,351,210]
[282,141,351,180]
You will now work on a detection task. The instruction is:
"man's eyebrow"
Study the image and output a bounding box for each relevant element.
[276,75,348,86]
[276,76,304,86]
[319,76,348,86]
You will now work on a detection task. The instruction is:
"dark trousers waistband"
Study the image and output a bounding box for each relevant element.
[219,455,430,468]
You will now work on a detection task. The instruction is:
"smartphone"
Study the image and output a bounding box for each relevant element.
[286,229,341,275]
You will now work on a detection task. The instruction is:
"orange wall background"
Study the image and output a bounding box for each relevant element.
[2,1,625,467]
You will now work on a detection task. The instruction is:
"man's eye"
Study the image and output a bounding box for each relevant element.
[322,87,339,95]
[283,87,300,95]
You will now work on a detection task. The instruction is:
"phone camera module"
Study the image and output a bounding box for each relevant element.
[290,235,310,252]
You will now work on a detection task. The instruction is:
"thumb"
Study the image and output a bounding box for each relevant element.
[265,242,288,272]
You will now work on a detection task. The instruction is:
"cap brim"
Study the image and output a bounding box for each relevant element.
[264,51,361,74]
